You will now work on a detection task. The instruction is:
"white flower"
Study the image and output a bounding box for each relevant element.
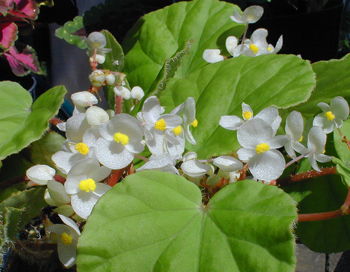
[202,49,224,63]
[240,29,282,56]
[181,152,212,178]
[45,180,70,207]
[130,86,144,100]
[220,103,281,133]
[95,54,105,64]
[89,70,105,87]
[64,159,111,219]
[225,36,241,57]
[213,156,243,183]
[71,91,98,108]
[237,118,287,181]
[296,127,332,171]
[96,114,144,169]
[284,111,305,158]
[47,214,80,268]
[114,86,131,100]
[230,5,264,24]
[137,154,178,174]
[26,165,55,185]
[313,96,349,134]
[171,97,198,145]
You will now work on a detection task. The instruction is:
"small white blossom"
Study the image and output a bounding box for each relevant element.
[137,154,178,174]
[87,32,106,49]
[130,86,144,100]
[26,165,55,185]
[237,118,287,181]
[65,159,111,219]
[105,74,115,86]
[202,49,224,63]
[95,54,105,64]
[47,214,80,268]
[313,96,349,134]
[225,36,241,57]
[230,5,264,24]
[85,106,109,126]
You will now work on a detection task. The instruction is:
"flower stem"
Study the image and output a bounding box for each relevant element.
[285,153,306,169]
[115,95,123,114]
[278,167,337,185]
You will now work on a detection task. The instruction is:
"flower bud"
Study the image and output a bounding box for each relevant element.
[86,106,109,126]
[71,91,98,107]
[26,165,55,185]
[131,86,144,100]
[89,70,105,87]
[87,32,106,49]
[95,54,106,64]
[114,86,131,100]
[105,74,115,85]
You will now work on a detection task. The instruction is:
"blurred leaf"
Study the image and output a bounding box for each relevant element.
[55,16,87,49]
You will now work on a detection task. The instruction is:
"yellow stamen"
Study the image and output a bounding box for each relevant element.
[173,126,183,136]
[79,178,96,192]
[298,136,303,142]
[154,119,167,131]
[267,46,273,52]
[242,111,253,120]
[191,119,198,128]
[255,143,270,154]
[249,44,259,54]
[75,142,89,155]
[325,111,335,121]
[61,232,73,245]
[113,132,129,145]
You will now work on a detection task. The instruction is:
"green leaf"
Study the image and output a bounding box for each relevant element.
[160,54,315,158]
[78,171,297,272]
[334,119,350,164]
[293,54,350,115]
[288,175,350,253]
[100,30,125,110]
[0,82,66,160]
[55,16,87,49]
[29,132,65,168]
[123,0,245,95]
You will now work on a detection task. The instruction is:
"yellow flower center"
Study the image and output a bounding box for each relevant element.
[325,111,335,121]
[267,46,273,52]
[61,232,73,245]
[75,142,89,155]
[79,178,96,192]
[191,119,198,128]
[249,44,259,54]
[154,118,167,131]
[255,143,270,154]
[172,126,183,136]
[298,136,303,142]
[242,111,253,120]
[113,132,129,145]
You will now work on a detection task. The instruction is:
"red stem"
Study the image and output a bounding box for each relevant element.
[115,95,123,114]
[278,167,337,185]
[298,210,342,222]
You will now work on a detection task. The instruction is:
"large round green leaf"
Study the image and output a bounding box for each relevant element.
[123,0,244,95]
[78,171,297,272]
[0,81,66,160]
[159,54,315,158]
[293,54,350,115]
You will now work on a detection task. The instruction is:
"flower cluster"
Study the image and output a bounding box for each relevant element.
[203,6,282,63]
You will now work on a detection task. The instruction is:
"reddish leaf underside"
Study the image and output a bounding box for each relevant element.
[0,22,17,49]
[8,0,38,20]
[4,45,40,76]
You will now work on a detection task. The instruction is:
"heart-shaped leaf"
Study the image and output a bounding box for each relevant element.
[0,81,66,160]
[123,0,245,95]
[159,54,315,158]
[78,171,297,272]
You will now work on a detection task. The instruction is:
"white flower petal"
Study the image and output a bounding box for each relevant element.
[331,96,349,120]
[90,165,111,182]
[183,152,198,161]
[315,153,332,163]
[93,183,111,197]
[57,241,77,268]
[249,150,285,181]
[244,5,264,23]
[317,102,330,112]
[71,193,98,219]
[58,214,81,235]
[26,165,55,185]
[237,148,255,162]
[96,138,134,169]
[86,106,109,126]
[219,115,243,130]
[285,111,304,141]
[237,118,273,148]
[141,96,164,124]
[274,35,283,53]
[267,135,288,149]
[47,180,70,205]
[181,160,211,178]
[202,49,224,63]
[213,156,243,172]
[307,126,327,153]
[226,36,238,56]
[71,91,98,108]
[130,86,144,100]
[52,151,83,175]
[66,113,89,142]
